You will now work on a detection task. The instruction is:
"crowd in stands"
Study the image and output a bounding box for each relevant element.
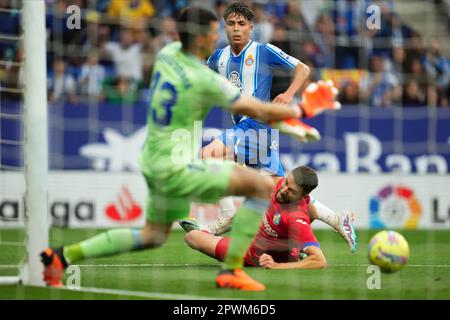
[0,0,449,108]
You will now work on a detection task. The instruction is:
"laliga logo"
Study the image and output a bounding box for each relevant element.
[369,185,422,229]
[105,186,142,222]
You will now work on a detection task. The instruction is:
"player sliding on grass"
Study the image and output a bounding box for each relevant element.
[40,7,340,291]
[180,2,356,253]
[184,166,328,270]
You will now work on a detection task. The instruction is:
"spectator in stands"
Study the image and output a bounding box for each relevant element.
[339,80,360,105]
[94,0,112,13]
[361,54,401,107]
[441,88,450,108]
[102,28,143,81]
[299,39,324,69]
[139,29,157,97]
[47,59,78,104]
[152,0,188,18]
[404,56,438,107]
[215,0,229,49]
[402,79,426,107]
[79,51,106,99]
[81,11,111,56]
[0,46,23,101]
[102,76,139,105]
[388,46,407,83]
[332,0,365,68]
[152,16,178,51]
[404,31,425,64]
[0,0,20,62]
[252,2,274,44]
[312,14,336,68]
[387,12,412,48]
[270,22,294,100]
[264,0,288,22]
[107,0,155,26]
[284,0,308,35]
[424,37,450,107]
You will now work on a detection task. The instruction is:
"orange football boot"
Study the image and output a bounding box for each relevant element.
[216,269,266,291]
[40,247,67,287]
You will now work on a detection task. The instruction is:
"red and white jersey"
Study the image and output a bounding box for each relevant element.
[244,179,320,266]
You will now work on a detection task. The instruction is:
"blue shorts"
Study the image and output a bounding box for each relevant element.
[219,118,284,177]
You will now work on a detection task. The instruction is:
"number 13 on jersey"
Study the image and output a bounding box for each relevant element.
[149,71,178,126]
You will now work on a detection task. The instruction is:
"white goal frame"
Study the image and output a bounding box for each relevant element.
[0,0,49,286]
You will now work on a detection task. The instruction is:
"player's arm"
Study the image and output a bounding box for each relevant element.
[231,95,300,123]
[205,69,300,123]
[273,62,311,105]
[259,246,327,270]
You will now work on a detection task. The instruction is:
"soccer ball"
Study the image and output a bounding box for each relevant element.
[368,230,409,273]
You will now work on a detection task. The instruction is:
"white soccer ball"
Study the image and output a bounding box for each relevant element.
[368,230,410,273]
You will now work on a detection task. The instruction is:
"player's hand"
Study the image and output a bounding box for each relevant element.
[273,92,294,105]
[259,253,278,269]
[301,80,341,118]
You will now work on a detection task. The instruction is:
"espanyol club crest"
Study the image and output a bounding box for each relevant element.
[273,212,281,225]
[245,54,254,66]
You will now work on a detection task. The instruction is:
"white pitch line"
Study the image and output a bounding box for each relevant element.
[74,263,450,268]
[332,264,450,268]
[75,263,217,267]
[0,265,20,269]
[0,241,25,247]
[2,263,450,269]
[58,286,239,300]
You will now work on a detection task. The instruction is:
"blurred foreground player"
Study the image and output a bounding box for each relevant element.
[40,7,339,291]
[184,166,329,270]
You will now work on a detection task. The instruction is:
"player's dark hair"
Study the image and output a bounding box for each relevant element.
[176,7,218,51]
[292,166,318,196]
[224,2,255,22]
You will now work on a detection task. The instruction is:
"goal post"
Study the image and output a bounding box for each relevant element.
[0,0,49,286]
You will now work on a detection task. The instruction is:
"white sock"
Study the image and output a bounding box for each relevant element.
[207,196,236,234]
[310,197,340,230]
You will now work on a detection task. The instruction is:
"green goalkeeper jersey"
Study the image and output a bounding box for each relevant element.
[140,42,240,181]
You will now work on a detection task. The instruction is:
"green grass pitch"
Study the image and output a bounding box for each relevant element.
[1,228,449,299]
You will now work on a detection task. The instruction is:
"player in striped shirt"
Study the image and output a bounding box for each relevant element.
[180,2,356,253]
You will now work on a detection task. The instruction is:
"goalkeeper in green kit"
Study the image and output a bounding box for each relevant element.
[40,7,338,291]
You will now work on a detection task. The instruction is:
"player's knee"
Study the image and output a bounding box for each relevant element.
[140,230,168,249]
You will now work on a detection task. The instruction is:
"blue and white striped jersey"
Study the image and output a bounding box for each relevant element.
[207,40,300,124]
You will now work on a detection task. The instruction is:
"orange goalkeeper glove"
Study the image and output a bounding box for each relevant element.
[301,80,341,118]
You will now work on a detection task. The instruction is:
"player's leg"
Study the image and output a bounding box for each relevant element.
[193,125,283,236]
[308,198,357,253]
[40,176,187,287]
[180,160,274,290]
[201,135,238,234]
[40,221,172,287]
[214,164,275,290]
[179,136,238,234]
[184,230,224,260]
[63,221,171,264]
[201,136,234,161]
